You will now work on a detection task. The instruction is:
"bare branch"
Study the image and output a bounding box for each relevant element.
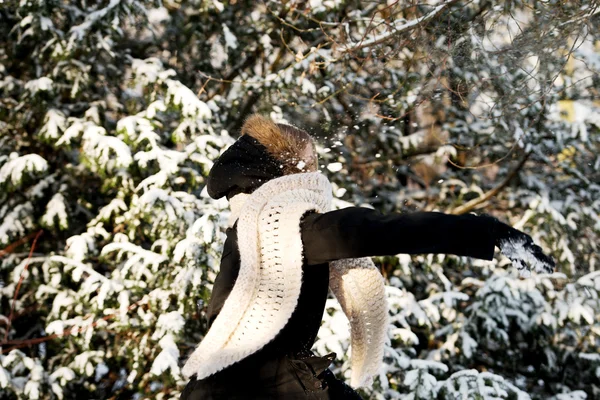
[342,0,459,54]
[448,152,530,215]
[559,4,600,27]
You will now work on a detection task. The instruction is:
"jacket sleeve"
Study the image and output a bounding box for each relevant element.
[300,207,499,266]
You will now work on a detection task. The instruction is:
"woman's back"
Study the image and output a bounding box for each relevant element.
[181,224,353,400]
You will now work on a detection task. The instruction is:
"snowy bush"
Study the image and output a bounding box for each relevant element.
[1,0,599,399]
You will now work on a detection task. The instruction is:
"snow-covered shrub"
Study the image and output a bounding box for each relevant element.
[1,0,598,399]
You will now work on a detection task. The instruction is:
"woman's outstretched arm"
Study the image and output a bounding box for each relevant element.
[300,207,554,273]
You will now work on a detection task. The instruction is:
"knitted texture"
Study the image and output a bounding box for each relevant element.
[329,258,388,387]
[182,172,388,388]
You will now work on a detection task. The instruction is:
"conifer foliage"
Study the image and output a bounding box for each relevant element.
[1,1,598,399]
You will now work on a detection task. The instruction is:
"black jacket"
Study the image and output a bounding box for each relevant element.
[181,135,500,399]
[180,207,498,400]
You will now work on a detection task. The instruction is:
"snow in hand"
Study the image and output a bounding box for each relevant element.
[500,237,555,276]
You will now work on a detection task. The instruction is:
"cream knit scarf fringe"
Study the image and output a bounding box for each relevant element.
[182,172,388,388]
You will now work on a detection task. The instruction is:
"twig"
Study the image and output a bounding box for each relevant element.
[342,0,459,54]
[0,231,39,259]
[448,152,530,215]
[3,230,43,343]
[558,4,600,27]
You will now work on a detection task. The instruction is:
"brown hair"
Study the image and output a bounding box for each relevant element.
[241,114,318,175]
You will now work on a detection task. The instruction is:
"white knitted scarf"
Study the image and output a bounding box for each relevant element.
[182,172,388,388]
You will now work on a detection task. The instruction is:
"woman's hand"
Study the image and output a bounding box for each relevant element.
[494,222,555,275]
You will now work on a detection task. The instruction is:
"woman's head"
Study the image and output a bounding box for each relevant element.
[241,114,318,174]
[206,114,318,200]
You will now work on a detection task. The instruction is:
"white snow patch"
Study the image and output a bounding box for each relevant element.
[500,237,554,275]
[327,162,343,172]
[0,153,48,186]
[222,24,238,49]
[166,80,212,119]
[150,334,180,376]
[40,109,66,140]
[25,77,53,94]
[42,193,69,229]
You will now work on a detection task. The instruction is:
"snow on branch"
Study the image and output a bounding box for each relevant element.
[165,80,212,119]
[82,125,133,171]
[343,0,458,53]
[101,241,168,274]
[0,203,35,245]
[24,77,53,95]
[39,109,67,141]
[0,154,48,188]
[41,193,69,230]
[49,255,109,284]
[69,0,121,41]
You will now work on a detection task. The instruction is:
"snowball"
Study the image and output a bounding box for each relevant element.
[501,237,554,275]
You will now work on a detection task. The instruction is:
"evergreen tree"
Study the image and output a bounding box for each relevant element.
[1,1,598,399]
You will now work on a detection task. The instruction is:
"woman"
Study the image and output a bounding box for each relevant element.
[180,115,554,400]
